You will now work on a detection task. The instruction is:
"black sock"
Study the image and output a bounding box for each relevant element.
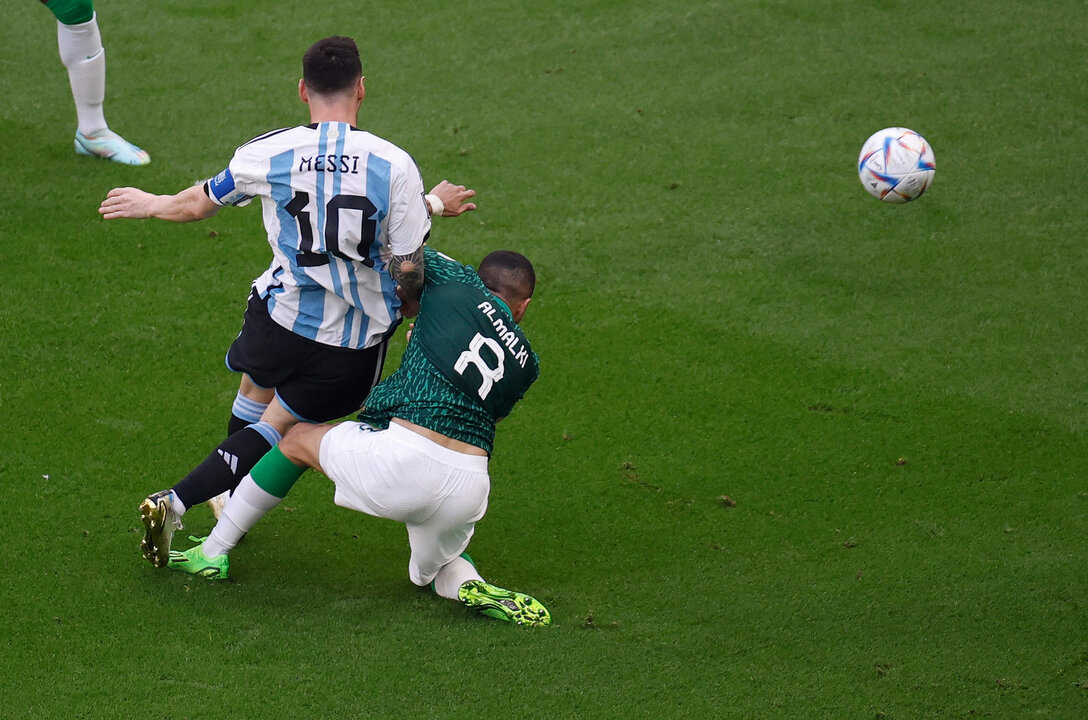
[227,413,250,437]
[172,426,277,509]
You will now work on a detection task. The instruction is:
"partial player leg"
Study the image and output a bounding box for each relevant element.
[227,376,273,437]
[139,417,282,567]
[169,426,325,579]
[198,439,312,559]
[431,553,482,598]
[210,379,273,519]
[432,554,552,627]
[170,418,285,513]
[47,1,150,164]
[405,477,550,626]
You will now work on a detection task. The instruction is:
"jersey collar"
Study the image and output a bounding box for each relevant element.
[491,295,513,318]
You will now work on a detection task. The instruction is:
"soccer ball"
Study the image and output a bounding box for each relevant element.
[857,127,936,203]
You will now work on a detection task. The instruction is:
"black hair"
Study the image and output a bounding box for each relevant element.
[478,250,536,302]
[302,36,362,95]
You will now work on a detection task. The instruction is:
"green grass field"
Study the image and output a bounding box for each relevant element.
[3,0,1087,717]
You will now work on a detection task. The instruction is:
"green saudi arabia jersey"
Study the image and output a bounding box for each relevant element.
[359,247,539,453]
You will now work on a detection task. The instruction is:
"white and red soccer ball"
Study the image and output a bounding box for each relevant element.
[857,127,936,203]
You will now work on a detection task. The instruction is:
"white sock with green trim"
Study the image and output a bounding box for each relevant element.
[57,14,108,135]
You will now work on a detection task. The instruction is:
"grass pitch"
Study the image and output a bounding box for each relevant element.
[2,1,1087,717]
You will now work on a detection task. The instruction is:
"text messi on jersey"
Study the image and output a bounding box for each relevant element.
[297,154,362,174]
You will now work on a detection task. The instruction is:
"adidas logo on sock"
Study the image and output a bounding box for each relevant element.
[218,450,239,474]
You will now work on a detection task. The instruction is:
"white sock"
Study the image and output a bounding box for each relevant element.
[57,13,108,135]
[432,556,484,601]
[169,490,187,517]
[202,474,281,558]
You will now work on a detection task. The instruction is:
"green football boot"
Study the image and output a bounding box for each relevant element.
[167,536,229,581]
[458,580,551,627]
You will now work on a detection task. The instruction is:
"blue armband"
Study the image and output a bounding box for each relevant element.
[205,168,251,207]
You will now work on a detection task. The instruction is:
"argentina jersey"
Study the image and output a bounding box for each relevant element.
[205,122,431,349]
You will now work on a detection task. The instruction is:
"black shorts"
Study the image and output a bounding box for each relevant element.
[226,291,388,423]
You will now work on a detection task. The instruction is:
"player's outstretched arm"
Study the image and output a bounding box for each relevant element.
[99,184,220,222]
[426,180,477,217]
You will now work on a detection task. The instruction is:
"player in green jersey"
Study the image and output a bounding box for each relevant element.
[168,247,551,626]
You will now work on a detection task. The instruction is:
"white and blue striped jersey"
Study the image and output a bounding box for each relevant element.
[204,121,431,349]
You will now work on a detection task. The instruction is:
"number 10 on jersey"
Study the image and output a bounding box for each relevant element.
[285,191,379,268]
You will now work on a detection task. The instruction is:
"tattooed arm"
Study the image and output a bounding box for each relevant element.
[391,245,425,318]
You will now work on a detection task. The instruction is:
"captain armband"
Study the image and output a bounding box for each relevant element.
[205,168,253,207]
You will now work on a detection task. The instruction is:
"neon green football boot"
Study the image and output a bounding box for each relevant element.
[167,536,229,581]
[458,580,551,627]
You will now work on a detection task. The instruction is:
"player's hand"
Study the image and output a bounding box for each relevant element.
[99,187,155,220]
[405,322,415,343]
[428,180,477,217]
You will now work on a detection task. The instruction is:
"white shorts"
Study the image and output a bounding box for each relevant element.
[319,421,490,586]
